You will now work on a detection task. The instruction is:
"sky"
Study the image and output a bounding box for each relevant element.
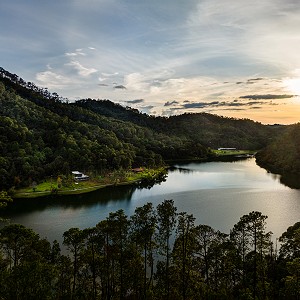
[1,0,300,124]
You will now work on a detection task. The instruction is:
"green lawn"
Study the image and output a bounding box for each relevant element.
[13,168,166,198]
[212,149,256,156]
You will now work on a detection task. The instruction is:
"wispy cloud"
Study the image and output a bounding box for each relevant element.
[66,61,97,77]
[102,72,119,77]
[65,48,87,57]
[114,85,126,89]
[240,94,294,100]
[2,0,300,123]
[35,71,71,89]
[182,101,219,109]
[125,99,144,104]
[164,100,179,106]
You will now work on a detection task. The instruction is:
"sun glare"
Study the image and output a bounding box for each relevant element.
[283,77,300,95]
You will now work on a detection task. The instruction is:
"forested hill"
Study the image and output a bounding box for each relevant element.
[74,99,283,150]
[0,67,283,189]
[256,123,300,176]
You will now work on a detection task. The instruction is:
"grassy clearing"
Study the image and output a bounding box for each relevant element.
[13,168,166,199]
[212,149,256,156]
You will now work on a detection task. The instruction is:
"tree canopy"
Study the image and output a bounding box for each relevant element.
[0,67,284,190]
[0,203,299,299]
[256,123,300,189]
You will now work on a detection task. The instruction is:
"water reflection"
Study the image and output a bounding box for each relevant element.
[169,166,193,174]
[1,184,136,216]
[1,158,300,244]
[280,173,300,189]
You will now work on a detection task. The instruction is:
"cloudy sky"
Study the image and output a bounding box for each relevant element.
[1,0,300,124]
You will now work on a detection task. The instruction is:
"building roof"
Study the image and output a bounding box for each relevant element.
[71,171,82,175]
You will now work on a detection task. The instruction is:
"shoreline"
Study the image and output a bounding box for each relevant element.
[12,178,143,199]
[12,168,166,199]
[11,152,256,199]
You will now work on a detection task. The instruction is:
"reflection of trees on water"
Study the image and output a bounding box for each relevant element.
[170,167,194,174]
[280,173,300,189]
[2,185,137,215]
[170,157,251,174]
[136,172,168,189]
[264,169,300,189]
[2,173,170,216]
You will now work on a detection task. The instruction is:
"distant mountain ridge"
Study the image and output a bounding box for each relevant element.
[0,67,284,189]
[73,98,282,150]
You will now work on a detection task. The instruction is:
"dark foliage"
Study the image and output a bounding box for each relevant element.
[0,67,283,190]
[0,202,298,299]
[74,99,282,150]
[256,123,300,177]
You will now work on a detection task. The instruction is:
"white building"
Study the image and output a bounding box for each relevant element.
[71,171,89,181]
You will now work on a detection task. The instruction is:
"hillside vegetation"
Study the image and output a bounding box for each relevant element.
[256,123,300,175]
[0,67,283,190]
[75,99,281,150]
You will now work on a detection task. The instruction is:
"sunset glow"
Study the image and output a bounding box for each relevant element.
[1,0,300,124]
[283,77,300,96]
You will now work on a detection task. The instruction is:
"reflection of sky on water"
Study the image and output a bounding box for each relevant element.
[2,158,300,244]
[132,159,287,200]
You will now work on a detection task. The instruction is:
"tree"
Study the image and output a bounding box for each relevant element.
[81,227,100,300]
[130,202,157,298]
[284,258,300,299]
[0,190,12,209]
[63,227,85,299]
[231,211,270,299]
[194,225,219,292]
[106,210,130,300]
[156,199,177,300]
[95,210,131,300]
[279,222,300,260]
[172,212,196,300]
[0,224,40,268]
[0,224,55,300]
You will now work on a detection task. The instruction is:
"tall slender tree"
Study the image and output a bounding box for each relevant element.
[173,212,196,300]
[156,199,177,300]
[106,209,130,300]
[231,211,270,299]
[130,202,157,299]
[63,227,85,300]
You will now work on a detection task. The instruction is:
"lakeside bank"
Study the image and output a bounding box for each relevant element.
[11,150,257,199]
[12,168,167,199]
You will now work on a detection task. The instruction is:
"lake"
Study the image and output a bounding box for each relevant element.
[2,158,300,244]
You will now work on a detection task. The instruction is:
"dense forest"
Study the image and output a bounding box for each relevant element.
[1,200,300,299]
[0,67,283,191]
[256,123,300,175]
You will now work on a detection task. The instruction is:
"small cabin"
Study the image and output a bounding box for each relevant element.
[71,171,89,181]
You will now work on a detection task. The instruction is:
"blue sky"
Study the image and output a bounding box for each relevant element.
[2,0,300,124]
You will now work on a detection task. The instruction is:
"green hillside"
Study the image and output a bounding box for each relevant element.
[0,67,283,190]
[74,99,282,150]
[256,123,300,175]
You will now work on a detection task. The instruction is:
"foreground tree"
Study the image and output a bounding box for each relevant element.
[279,222,300,260]
[172,212,196,300]
[231,211,271,299]
[63,227,85,299]
[284,258,300,299]
[0,224,55,300]
[130,203,157,299]
[155,199,177,299]
[2,203,300,299]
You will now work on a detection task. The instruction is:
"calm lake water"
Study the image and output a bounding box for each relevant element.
[2,158,300,243]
